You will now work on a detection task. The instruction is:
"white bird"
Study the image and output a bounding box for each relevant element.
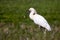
[28,8,51,31]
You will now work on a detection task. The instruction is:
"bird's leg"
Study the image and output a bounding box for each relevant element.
[39,25,44,31]
[44,29,46,35]
[43,29,46,40]
[39,25,40,28]
[39,25,41,29]
[39,26,42,30]
[39,25,42,30]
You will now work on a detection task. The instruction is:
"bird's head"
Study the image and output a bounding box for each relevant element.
[29,8,36,12]
[29,8,37,14]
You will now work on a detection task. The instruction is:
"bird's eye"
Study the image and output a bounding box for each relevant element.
[33,13,35,15]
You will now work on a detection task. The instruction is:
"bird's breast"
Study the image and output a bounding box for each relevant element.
[29,14,34,20]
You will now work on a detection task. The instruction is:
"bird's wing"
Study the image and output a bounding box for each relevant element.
[33,14,51,31]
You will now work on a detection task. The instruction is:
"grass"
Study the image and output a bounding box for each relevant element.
[0,0,60,40]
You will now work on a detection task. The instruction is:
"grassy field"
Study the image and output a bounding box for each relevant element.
[0,0,60,40]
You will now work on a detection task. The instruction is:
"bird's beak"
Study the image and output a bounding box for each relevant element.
[26,10,30,14]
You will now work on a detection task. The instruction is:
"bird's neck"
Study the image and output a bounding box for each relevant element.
[30,11,34,14]
[29,11,37,20]
[30,11,37,15]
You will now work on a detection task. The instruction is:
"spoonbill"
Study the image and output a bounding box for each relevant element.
[28,8,51,31]
[28,8,51,40]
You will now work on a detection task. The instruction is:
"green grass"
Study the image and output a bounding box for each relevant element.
[0,0,60,40]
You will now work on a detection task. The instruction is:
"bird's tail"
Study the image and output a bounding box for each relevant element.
[45,25,51,31]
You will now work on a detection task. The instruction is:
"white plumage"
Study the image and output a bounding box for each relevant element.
[29,8,51,31]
